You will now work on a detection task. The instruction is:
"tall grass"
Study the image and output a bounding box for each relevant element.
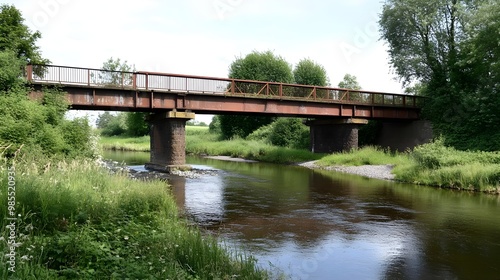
[186,133,321,164]
[317,146,409,166]
[0,151,270,279]
[393,139,500,192]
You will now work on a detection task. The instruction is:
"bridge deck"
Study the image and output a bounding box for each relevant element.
[26,65,423,119]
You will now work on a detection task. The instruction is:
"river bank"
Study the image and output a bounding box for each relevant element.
[100,132,500,193]
[0,154,271,279]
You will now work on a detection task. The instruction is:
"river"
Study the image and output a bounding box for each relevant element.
[104,150,500,280]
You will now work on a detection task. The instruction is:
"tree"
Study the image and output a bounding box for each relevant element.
[219,51,294,139]
[0,5,49,66]
[293,59,329,86]
[126,112,149,137]
[228,50,294,83]
[96,112,114,129]
[337,74,361,90]
[379,0,500,150]
[97,57,135,86]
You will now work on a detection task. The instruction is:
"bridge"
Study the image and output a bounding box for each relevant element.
[26,65,429,171]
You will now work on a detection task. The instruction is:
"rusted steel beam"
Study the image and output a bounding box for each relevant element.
[30,85,420,119]
[25,65,424,108]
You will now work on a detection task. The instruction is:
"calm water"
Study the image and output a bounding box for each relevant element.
[104,151,500,280]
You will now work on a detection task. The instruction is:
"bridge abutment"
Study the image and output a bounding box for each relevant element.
[376,120,433,151]
[145,111,195,172]
[307,118,368,153]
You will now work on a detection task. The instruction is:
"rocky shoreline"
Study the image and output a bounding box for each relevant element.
[298,160,395,181]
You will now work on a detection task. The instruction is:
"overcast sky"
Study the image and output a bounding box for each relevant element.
[8,0,401,124]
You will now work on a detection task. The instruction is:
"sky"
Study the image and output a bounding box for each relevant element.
[8,0,402,124]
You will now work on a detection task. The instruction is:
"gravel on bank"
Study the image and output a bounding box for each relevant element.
[298,160,395,181]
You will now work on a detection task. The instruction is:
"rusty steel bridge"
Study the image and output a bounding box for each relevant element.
[25,65,423,119]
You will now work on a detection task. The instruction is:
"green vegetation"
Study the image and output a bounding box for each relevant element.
[318,146,408,167]
[0,6,270,279]
[0,152,269,279]
[393,139,500,193]
[317,141,500,193]
[100,126,322,164]
[380,0,500,151]
[99,135,150,152]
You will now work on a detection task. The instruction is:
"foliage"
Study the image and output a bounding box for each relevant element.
[220,115,275,139]
[97,57,135,86]
[293,58,329,86]
[379,0,500,151]
[0,84,95,158]
[220,50,294,139]
[0,155,270,279]
[96,111,113,129]
[246,118,309,149]
[337,74,361,90]
[0,5,49,66]
[99,135,150,152]
[125,112,149,137]
[393,139,500,192]
[0,50,24,91]
[228,50,294,83]
[318,146,408,167]
[208,115,221,134]
[100,113,127,137]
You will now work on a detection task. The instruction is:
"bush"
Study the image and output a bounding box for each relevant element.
[101,114,127,137]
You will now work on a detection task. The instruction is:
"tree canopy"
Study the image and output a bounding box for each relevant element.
[228,50,294,83]
[293,58,329,86]
[337,74,361,90]
[220,51,295,139]
[379,0,500,150]
[0,4,49,65]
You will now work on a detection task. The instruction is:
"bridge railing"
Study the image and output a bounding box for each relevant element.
[25,65,423,107]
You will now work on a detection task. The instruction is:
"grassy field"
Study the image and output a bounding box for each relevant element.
[0,151,271,279]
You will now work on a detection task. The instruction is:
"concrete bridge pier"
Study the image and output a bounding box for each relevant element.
[307,118,368,153]
[145,111,195,172]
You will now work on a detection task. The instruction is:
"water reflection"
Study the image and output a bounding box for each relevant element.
[104,151,500,280]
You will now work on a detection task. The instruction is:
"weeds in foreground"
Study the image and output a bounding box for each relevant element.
[0,152,270,279]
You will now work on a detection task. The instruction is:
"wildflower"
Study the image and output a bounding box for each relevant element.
[124,236,129,240]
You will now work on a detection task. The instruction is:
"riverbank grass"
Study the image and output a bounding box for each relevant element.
[100,126,322,164]
[0,153,269,279]
[393,140,500,192]
[317,146,409,166]
[317,141,500,193]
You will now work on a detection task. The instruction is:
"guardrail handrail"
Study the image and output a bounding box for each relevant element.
[25,64,423,107]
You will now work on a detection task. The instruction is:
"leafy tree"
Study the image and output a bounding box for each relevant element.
[293,59,329,86]
[100,113,127,137]
[126,112,149,137]
[379,0,500,150]
[338,74,361,90]
[220,51,294,139]
[0,50,24,91]
[97,57,135,86]
[228,50,294,83]
[0,6,94,158]
[209,115,221,134]
[0,5,49,66]
[96,112,114,129]
[268,118,309,149]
